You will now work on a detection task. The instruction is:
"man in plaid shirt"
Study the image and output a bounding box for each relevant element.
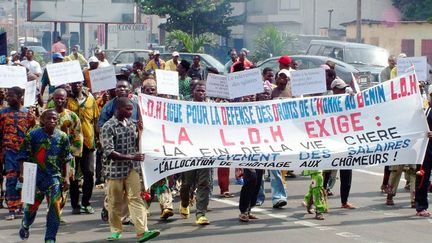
[101,97,159,242]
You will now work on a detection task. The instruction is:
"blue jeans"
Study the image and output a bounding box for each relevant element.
[256,178,265,204]
[270,170,287,205]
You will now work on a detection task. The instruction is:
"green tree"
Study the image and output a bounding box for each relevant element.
[135,0,247,37]
[165,30,214,53]
[252,26,299,62]
[392,0,432,21]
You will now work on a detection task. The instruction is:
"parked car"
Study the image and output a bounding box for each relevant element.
[159,53,226,74]
[106,49,153,74]
[256,55,369,88]
[306,40,389,85]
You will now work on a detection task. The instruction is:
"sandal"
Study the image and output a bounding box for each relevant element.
[248,213,259,220]
[301,201,314,214]
[386,199,394,206]
[222,192,234,198]
[107,232,122,241]
[239,213,249,222]
[416,210,431,217]
[315,213,324,220]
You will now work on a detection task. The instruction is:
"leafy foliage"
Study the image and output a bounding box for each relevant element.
[165,30,214,53]
[252,26,299,62]
[135,0,247,37]
[392,0,432,21]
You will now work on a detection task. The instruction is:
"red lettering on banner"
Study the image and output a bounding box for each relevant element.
[409,74,417,94]
[221,107,228,125]
[316,98,323,115]
[248,128,261,144]
[304,112,364,138]
[400,77,407,97]
[356,93,364,108]
[147,100,154,117]
[272,104,280,121]
[162,124,174,144]
[178,127,193,145]
[219,129,235,146]
[270,125,284,142]
[390,81,398,100]
[155,101,162,120]
[163,102,167,121]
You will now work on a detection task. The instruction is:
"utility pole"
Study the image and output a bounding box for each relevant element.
[14,0,19,51]
[328,9,334,30]
[356,0,362,43]
[313,0,317,34]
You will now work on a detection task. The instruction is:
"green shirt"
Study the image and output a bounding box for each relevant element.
[179,76,192,98]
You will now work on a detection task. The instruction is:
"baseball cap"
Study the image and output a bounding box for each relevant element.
[172,51,180,57]
[52,52,64,60]
[88,56,99,63]
[278,69,291,78]
[278,55,292,66]
[10,51,17,56]
[153,50,160,55]
[331,79,349,89]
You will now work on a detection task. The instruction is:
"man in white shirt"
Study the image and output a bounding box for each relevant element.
[20,50,42,81]
[95,50,110,68]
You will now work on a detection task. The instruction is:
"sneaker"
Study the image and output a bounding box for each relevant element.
[107,232,122,241]
[71,207,81,215]
[341,203,356,209]
[137,230,160,242]
[5,212,15,220]
[81,205,95,214]
[195,216,210,225]
[19,223,29,240]
[273,200,287,208]
[160,208,174,219]
[179,205,190,219]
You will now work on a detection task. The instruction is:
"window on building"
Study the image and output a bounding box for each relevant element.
[421,39,432,65]
[401,39,415,57]
[280,0,301,10]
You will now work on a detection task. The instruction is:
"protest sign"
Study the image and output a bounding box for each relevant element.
[397,56,428,81]
[89,66,117,93]
[155,69,179,96]
[22,162,37,204]
[46,60,84,86]
[23,80,37,107]
[291,68,326,96]
[227,68,263,99]
[138,72,428,188]
[206,73,230,99]
[0,65,27,88]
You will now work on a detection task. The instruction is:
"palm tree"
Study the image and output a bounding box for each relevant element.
[166,30,214,53]
[253,26,298,62]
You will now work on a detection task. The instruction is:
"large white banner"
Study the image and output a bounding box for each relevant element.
[138,72,428,188]
[46,60,84,86]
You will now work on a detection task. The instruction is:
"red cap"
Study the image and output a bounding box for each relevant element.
[278,55,292,66]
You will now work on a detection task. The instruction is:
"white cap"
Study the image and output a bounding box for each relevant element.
[331,78,349,89]
[153,50,160,55]
[88,56,99,63]
[172,51,180,57]
[278,69,291,78]
[398,53,407,58]
[10,51,17,56]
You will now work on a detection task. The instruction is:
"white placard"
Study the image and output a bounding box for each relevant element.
[290,68,326,96]
[206,73,230,99]
[0,65,27,88]
[23,80,37,107]
[227,68,263,99]
[46,60,84,86]
[155,69,179,96]
[397,56,428,81]
[22,162,37,205]
[89,66,117,93]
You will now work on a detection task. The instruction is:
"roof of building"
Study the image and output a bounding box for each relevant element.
[340,19,431,27]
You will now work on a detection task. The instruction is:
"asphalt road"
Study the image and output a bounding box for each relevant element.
[0,167,431,243]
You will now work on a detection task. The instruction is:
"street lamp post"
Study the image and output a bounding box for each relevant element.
[328,9,334,31]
